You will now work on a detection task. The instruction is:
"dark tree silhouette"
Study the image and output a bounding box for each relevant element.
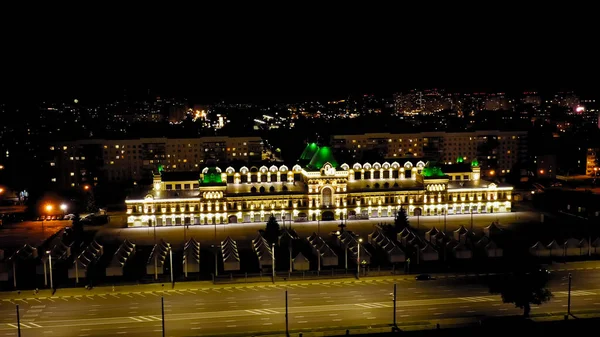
[489,272,553,317]
[264,214,280,245]
[394,208,410,233]
[85,192,97,213]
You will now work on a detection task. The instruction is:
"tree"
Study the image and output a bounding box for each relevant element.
[264,214,280,245]
[489,272,553,317]
[85,192,97,213]
[394,208,410,233]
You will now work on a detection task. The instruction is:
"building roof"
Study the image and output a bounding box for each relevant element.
[447,179,512,190]
[346,179,422,192]
[307,146,338,170]
[299,143,320,161]
[160,171,201,182]
[201,167,223,184]
[439,163,472,174]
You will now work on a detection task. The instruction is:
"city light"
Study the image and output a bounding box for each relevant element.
[83,185,90,191]
[60,204,68,212]
[45,204,53,212]
[0,188,3,194]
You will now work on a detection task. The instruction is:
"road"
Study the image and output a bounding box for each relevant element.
[0,220,68,249]
[96,211,541,246]
[0,261,599,337]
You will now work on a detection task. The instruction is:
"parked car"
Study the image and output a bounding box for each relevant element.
[415,274,435,281]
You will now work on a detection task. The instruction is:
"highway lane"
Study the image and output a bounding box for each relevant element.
[1,267,599,336]
[2,292,600,337]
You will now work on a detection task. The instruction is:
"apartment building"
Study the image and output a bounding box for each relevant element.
[331,131,528,177]
[47,136,264,188]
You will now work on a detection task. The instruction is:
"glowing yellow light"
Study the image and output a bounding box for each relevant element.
[45,204,53,212]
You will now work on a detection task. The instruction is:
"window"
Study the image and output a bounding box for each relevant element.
[50,162,55,166]
[183,184,190,190]
[166,184,173,190]
[51,178,56,182]
[70,172,75,176]
[175,184,182,190]
[193,183,199,189]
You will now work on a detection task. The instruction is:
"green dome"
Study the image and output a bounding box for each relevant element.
[299,143,320,161]
[307,146,338,170]
[422,166,445,178]
[201,167,223,184]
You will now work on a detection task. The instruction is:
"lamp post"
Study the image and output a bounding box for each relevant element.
[317,217,320,236]
[46,251,53,290]
[169,245,174,285]
[272,243,276,283]
[357,239,361,278]
[567,273,572,316]
[470,209,474,232]
[443,209,447,234]
[44,204,53,238]
[211,244,219,277]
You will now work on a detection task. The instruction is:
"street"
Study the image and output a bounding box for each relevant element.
[96,211,541,246]
[0,260,598,337]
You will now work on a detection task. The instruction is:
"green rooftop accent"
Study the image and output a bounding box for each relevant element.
[299,143,320,161]
[307,146,338,170]
[201,167,223,184]
[158,164,165,173]
[471,159,479,167]
[456,156,464,163]
[422,166,445,178]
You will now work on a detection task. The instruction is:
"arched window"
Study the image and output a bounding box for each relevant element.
[384,182,389,188]
[282,185,288,191]
[374,183,380,189]
[322,187,332,207]
[259,186,266,193]
[251,187,257,193]
[269,186,275,193]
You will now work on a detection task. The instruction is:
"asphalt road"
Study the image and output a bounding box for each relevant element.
[0,262,599,337]
[96,211,541,246]
[0,220,68,249]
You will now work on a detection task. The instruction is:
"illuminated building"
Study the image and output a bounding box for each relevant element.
[586,148,599,176]
[48,136,264,188]
[331,131,527,176]
[125,144,513,227]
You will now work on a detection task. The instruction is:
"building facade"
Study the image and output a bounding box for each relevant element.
[331,131,528,177]
[47,136,264,188]
[125,145,513,227]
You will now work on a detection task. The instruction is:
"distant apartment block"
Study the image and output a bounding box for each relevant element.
[47,136,264,188]
[331,131,528,177]
[587,148,599,176]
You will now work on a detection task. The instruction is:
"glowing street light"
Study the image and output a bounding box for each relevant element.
[46,251,54,290]
[60,204,67,211]
[45,204,53,212]
[357,238,363,278]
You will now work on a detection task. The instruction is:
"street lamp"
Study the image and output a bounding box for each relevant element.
[43,204,53,238]
[60,204,67,215]
[357,238,363,278]
[46,251,53,290]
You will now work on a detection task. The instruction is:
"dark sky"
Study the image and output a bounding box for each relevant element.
[2,18,598,105]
